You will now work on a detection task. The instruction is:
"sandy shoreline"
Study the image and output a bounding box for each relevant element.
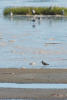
[0,88,67,99]
[0,68,67,83]
[0,68,67,99]
[9,14,66,18]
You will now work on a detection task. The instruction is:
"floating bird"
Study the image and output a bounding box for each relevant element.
[37,16,40,20]
[32,18,36,22]
[41,60,49,65]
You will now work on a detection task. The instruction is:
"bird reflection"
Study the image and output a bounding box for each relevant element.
[32,24,36,28]
[32,17,36,28]
[32,16,41,28]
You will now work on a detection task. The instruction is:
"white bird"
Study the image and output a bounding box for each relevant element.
[10,11,13,17]
[32,9,36,15]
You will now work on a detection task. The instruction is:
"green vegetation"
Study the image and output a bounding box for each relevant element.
[3,7,67,16]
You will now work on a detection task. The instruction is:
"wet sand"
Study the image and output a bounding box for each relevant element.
[0,88,67,99]
[0,68,67,83]
[0,68,67,99]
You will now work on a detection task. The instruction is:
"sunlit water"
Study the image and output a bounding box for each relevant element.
[0,83,67,89]
[0,0,67,68]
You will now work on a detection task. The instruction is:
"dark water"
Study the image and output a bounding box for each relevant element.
[0,0,67,68]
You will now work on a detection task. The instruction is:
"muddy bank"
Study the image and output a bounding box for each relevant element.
[0,88,67,99]
[0,68,67,83]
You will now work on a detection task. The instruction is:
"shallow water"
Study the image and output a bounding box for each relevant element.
[1,83,67,89]
[0,0,67,68]
[0,16,67,68]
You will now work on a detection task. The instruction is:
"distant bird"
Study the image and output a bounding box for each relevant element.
[10,11,13,17]
[32,18,36,22]
[32,9,36,15]
[37,16,40,20]
[41,60,49,65]
[62,9,64,15]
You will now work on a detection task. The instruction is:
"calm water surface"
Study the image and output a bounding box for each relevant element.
[0,0,67,68]
[1,83,67,89]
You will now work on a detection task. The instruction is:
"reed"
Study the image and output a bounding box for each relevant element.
[4,7,67,16]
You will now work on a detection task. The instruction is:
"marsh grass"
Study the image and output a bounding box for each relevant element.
[4,7,67,16]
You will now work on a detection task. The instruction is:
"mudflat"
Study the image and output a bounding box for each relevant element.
[0,88,67,99]
[0,68,67,99]
[0,68,67,83]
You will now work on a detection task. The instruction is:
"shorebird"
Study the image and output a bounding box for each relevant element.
[32,18,36,22]
[41,60,49,65]
[32,9,36,15]
[32,9,36,22]
[10,11,13,17]
[37,16,40,20]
